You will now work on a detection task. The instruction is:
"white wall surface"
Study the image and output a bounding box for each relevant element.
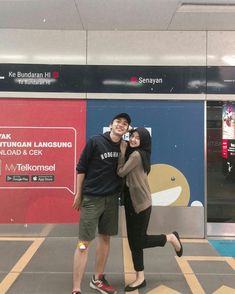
[87,31,206,66]
[207,31,235,66]
[0,29,207,66]
[207,31,235,101]
[1,29,235,66]
[0,29,86,64]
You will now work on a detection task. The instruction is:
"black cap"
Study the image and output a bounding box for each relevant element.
[112,113,131,125]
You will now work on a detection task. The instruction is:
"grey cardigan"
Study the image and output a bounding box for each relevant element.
[117,151,152,213]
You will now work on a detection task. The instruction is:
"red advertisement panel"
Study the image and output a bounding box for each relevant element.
[0,99,86,223]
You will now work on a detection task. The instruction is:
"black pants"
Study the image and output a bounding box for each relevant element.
[124,187,167,271]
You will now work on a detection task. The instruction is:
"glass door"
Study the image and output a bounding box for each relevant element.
[207,101,235,236]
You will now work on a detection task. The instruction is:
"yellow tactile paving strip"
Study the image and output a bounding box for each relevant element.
[0,237,45,294]
[122,238,139,294]
[122,238,235,294]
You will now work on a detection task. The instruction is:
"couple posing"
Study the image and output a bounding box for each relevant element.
[72,113,183,294]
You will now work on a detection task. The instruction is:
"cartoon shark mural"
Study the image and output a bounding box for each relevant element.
[148,163,190,206]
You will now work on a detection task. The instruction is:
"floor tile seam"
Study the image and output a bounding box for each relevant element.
[0,238,36,241]
[0,271,125,275]
[0,237,78,240]
[141,271,235,276]
[182,256,233,259]
[5,270,124,275]
[84,271,124,275]
[0,271,73,274]
[208,237,235,240]
[124,271,185,275]
[121,237,206,243]
[193,273,235,276]
[1,271,233,276]
[181,239,208,243]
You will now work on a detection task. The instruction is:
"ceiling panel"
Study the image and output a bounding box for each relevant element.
[76,0,179,30]
[0,0,235,31]
[0,0,83,30]
[170,9,235,30]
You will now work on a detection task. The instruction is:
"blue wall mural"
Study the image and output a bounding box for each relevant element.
[87,99,204,207]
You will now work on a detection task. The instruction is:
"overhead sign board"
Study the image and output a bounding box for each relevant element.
[0,64,63,92]
[0,64,206,93]
[3,64,235,94]
[207,66,235,94]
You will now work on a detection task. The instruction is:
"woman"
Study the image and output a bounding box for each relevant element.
[117,127,183,292]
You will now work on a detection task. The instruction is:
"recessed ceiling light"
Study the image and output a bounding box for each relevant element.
[178,3,235,13]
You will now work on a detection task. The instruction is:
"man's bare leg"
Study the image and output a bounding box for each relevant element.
[72,241,90,292]
[94,234,110,278]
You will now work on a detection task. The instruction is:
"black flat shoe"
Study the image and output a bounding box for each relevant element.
[125,280,146,292]
[173,231,183,257]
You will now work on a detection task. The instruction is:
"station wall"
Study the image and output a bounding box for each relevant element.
[1,29,234,236]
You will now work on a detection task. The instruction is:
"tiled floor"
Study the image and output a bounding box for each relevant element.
[0,235,234,294]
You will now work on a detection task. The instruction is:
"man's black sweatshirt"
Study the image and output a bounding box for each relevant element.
[76,132,122,196]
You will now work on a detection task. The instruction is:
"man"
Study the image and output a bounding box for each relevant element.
[72,113,131,294]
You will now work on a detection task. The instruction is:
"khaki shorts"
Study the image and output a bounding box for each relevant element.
[79,194,119,241]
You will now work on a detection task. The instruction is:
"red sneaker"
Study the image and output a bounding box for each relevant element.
[89,274,117,294]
